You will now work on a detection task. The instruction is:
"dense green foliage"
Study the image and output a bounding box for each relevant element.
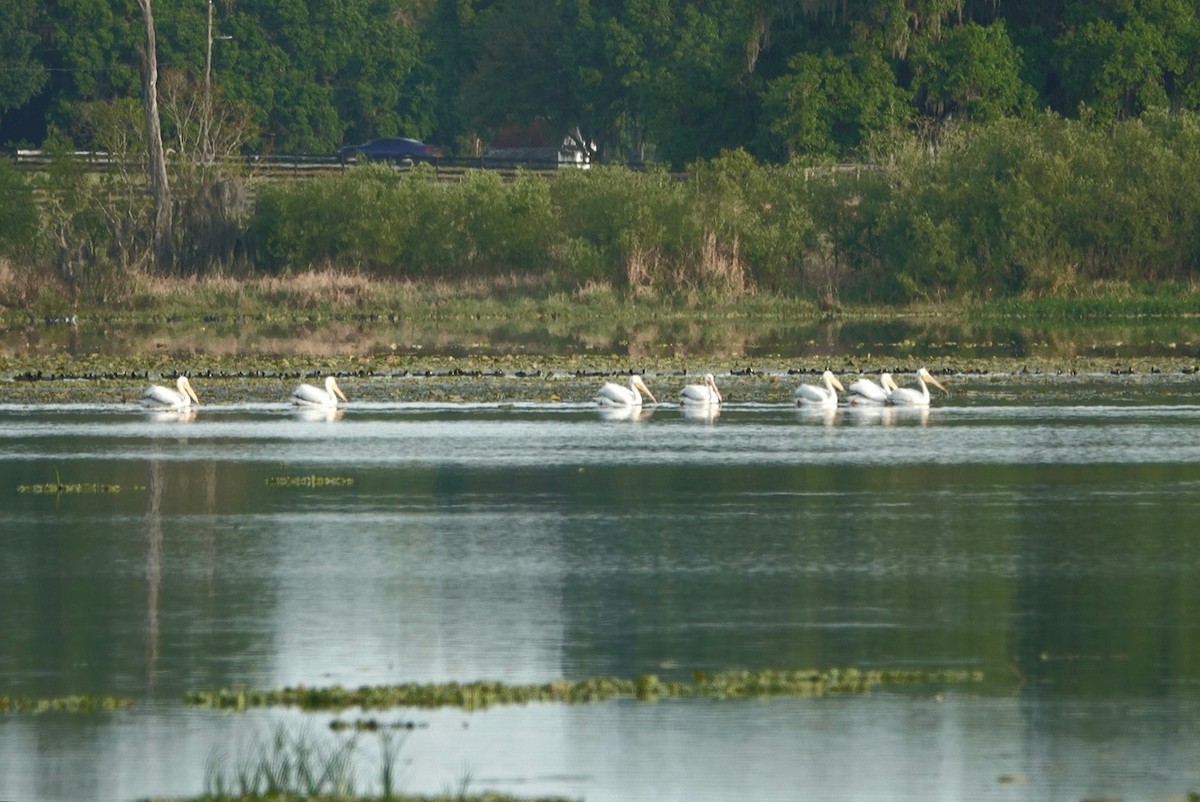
[7,0,1200,164]
[6,1,1200,294]
[242,112,1200,303]
[6,110,1200,305]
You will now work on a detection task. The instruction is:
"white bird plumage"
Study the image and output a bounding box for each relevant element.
[594,375,657,407]
[886,368,948,406]
[679,373,722,406]
[142,375,200,409]
[847,372,898,406]
[292,376,348,408]
[794,370,845,408]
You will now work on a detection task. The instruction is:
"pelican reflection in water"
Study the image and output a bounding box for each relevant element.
[847,404,929,427]
[146,407,198,423]
[795,404,839,426]
[596,405,656,422]
[293,406,346,422]
[679,404,720,422]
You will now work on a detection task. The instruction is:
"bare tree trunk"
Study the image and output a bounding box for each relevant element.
[136,0,173,272]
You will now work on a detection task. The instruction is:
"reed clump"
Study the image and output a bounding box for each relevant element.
[196,722,574,802]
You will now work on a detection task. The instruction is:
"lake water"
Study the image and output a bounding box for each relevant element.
[3,374,1200,802]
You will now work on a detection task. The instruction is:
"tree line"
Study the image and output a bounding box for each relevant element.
[4,1,1200,306]
[5,0,1200,165]
[5,112,1200,306]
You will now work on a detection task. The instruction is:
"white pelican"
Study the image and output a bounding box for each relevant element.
[292,376,348,408]
[679,373,722,406]
[794,370,845,408]
[594,375,657,407]
[887,368,948,406]
[847,372,898,405]
[142,375,199,409]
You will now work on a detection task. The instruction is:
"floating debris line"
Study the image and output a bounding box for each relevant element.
[187,668,984,712]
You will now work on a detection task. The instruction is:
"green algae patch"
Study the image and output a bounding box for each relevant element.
[18,482,124,494]
[267,475,355,488]
[186,668,983,712]
[1,695,135,714]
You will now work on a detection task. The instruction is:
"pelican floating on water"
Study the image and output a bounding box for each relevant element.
[594,375,657,407]
[142,376,199,409]
[847,373,898,406]
[886,368,948,407]
[794,370,845,408]
[292,376,348,408]
[679,373,722,406]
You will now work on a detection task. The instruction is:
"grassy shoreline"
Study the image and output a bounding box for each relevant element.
[3,274,1200,390]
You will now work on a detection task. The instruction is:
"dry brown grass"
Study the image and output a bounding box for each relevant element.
[697,231,748,296]
[0,257,47,309]
[128,267,385,308]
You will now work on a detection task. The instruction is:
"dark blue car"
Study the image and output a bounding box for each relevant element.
[337,137,444,165]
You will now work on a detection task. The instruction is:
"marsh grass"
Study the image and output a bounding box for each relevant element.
[204,723,360,798]
[196,722,569,802]
[972,280,1200,319]
[5,272,1200,383]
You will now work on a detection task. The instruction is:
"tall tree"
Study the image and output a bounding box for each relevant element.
[1054,0,1200,119]
[135,0,172,271]
[909,20,1035,122]
[762,46,907,159]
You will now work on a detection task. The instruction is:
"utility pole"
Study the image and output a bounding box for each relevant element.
[136,0,173,272]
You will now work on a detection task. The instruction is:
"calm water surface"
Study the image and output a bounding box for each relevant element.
[3,380,1200,801]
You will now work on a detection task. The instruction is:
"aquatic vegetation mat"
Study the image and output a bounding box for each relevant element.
[266,475,356,488]
[187,668,984,712]
[0,694,135,714]
[17,482,125,494]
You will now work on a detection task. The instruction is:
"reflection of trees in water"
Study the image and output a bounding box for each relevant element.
[142,430,220,691]
[143,456,162,691]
